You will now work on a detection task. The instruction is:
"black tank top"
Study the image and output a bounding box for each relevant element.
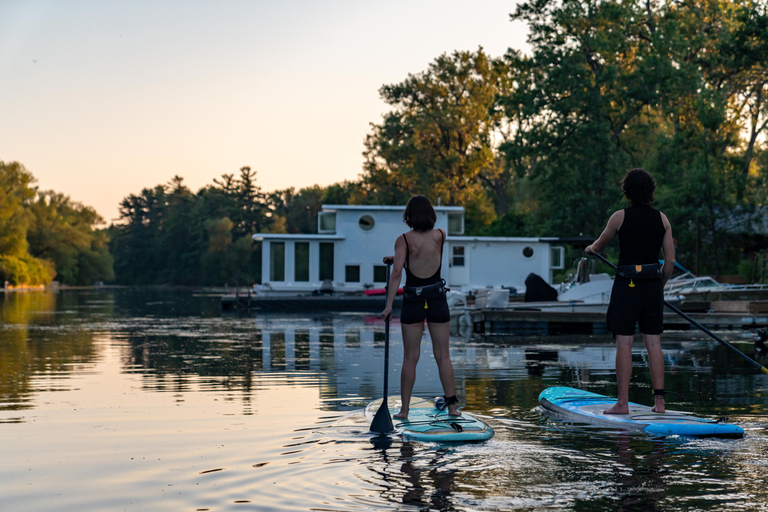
[617,204,666,266]
[403,230,444,287]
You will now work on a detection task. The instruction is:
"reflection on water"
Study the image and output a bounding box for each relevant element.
[0,288,767,511]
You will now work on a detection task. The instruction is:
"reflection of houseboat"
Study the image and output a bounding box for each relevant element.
[248,314,705,399]
[249,204,566,298]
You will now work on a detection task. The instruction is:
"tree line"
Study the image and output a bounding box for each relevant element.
[3,0,768,286]
[0,161,113,286]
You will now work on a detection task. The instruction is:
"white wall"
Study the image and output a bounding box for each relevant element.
[462,240,551,291]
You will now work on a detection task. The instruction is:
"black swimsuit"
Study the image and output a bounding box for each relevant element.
[399,230,451,325]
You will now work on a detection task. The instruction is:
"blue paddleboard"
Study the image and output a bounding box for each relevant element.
[365,396,493,442]
[539,386,744,438]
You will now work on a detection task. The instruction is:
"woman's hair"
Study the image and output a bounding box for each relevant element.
[621,168,656,205]
[403,195,436,231]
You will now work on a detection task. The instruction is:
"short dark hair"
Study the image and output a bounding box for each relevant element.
[621,168,655,205]
[403,195,436,231]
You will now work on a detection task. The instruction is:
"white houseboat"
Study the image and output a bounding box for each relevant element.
[251,204,566,296]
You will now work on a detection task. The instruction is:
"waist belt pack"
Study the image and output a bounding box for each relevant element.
[616,263,662,280]
[403,279,449,301]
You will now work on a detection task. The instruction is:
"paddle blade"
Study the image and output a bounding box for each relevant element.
[369,400,394,434]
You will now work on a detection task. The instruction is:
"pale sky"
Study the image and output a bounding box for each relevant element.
[1,0,528,223]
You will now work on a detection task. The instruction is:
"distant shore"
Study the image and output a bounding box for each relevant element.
[1,283,255,295]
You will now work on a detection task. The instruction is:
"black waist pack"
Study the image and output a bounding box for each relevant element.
[616,263,662,280]
[403,279,449,301]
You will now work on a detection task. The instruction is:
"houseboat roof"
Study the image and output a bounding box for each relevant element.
[450,236,558,243]
[252,233,345,241]
[320,204,465,213]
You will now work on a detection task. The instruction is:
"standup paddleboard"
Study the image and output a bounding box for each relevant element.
[539,387,744,438]
[365,396,493,442]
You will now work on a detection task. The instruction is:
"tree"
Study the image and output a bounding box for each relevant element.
[0,161,35,258]
[110,169,268,285]
[27,191,114,285]
[360,49,510,229]
[0,161,55,285]
[501,0,768,277]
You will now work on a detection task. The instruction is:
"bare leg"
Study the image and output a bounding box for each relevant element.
[427,320,460,416]
[643,333,665,413]
[604,334,634,414]
[394,321,424,419]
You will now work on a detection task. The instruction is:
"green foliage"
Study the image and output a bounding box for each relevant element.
[26,191,114,285]
[0,161,102,286]
[493,0,768,275]
[110,169,269,286]
[359,49,512,228]
[0,161,35,258]
[0,255,55,286]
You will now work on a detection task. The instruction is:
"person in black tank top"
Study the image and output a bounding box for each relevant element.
[381,195,459,419]
[586,169,675,414]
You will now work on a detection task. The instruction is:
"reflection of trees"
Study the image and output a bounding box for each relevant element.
[2,291,57,325]
[123,332,264,385]
[0,292,97,413]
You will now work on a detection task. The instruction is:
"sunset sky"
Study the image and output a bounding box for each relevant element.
[1,0,528,223]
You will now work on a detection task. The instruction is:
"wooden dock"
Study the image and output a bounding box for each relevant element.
[222,293,400,312]
[469,307,768,335]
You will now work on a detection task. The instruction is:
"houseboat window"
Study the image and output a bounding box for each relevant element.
[318,212,336,233]
[448,213,464,235]
[523,246,534,258]
[550,246,565,269]
[294,242,310,282]
[270,241,285,281]
[319,242,334,280]
[373,265,387,282]
[345,265,360,282]
[452,246,465,266]
[358,214,375,231]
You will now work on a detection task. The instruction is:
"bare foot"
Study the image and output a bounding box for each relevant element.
[604,403,629,414]
[393,411,408,420]
[448,405,461,417]
[651,398,665,413]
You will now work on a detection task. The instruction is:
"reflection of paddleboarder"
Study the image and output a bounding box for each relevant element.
[585,169,675,414]
[381,195,460,419]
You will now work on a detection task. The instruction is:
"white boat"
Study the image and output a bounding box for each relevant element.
[452,258,613,317]
[664,272,768,298]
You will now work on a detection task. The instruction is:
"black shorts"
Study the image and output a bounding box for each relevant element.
[606,277,664,335]
[400,296,450,324]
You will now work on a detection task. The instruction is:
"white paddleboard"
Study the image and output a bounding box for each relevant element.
[539,386,744,438]
[366,396,493,442]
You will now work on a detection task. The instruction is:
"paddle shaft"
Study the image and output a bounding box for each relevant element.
[591,251,768,375]
[383,263,391,399]
[369,263,395,434]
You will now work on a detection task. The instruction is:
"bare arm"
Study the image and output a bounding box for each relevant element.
[585,210,624,254]
[381,235,406,319]
[660,213,675,285]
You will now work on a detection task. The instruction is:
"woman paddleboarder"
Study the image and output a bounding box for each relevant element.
[381,195,460,419]
[585,169,675,414]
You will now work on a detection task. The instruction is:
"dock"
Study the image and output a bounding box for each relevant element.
[222,293,401,312]
[469,308,768,335]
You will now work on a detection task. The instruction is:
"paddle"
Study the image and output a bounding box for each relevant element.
[370,262,395,434]
[590,251,768,375]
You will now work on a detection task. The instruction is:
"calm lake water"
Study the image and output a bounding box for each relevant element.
[1,288,767,511]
